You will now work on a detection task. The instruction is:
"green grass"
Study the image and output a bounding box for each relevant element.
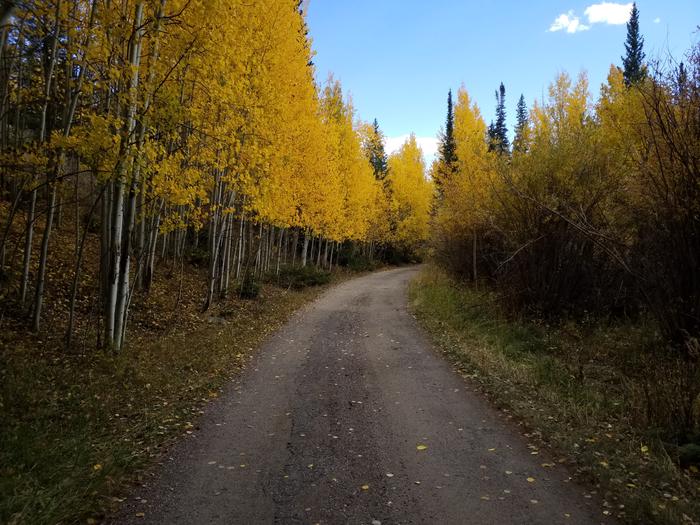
[409,266,700,525]
[0,281,332,525]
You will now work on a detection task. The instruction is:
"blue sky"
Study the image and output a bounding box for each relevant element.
[306,1,699,163]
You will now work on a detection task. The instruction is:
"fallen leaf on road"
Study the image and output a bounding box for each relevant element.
[361,484,370,490]
[416,444,428,451]
[527,477,535,483]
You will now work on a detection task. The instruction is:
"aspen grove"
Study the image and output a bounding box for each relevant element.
[0,0,433,351]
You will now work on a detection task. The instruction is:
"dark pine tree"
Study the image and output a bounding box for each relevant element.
[433,90,458,204]
[369,118,389,181]
[440,89,458,169]
[513,93,529,153]
[622,3,645,86]
[488,82,509,154]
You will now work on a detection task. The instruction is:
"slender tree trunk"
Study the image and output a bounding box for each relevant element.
[291,229,299,267]
[28,0,62,325]
[144,201,162,292]
[31,167,58,331]
[254,222,263,277]
[276,227,284,275]
[204,170,221,311]
[301,231,309,267]
[19,188,35,307]
[110,2,144,350]
[236,213,245,279]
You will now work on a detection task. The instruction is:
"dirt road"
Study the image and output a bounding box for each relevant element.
[114,267,606,525]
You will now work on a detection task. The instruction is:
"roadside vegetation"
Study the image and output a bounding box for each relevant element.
[0,259,360,525]
[420,5,699,524]
[411,268,698,524]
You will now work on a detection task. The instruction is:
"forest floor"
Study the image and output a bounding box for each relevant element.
[0,236,356,524]
[111,266,607,525]
[410,266,700,525]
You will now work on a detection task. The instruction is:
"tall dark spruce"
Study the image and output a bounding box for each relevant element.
[622,3,645,86]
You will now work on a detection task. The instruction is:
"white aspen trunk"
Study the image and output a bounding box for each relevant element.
[266,226,274,273]
[220,211,233,297]
[329,241,335,272]
[219,213,228,296]
[144,201,162,292]
[291,229,299,267]
[276,227,284,275]
[106,178,124,347]
[161,227,168,259]
[223,214,235,296]
[301,231,309,267]
[133,0,165,291]
[323,238,330,269]
[254,222,263,277]
[112,2,144,350]
[28,0,62,324]
[204,170,221,310]
[236,214,245,279]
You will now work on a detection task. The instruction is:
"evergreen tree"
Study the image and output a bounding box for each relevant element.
[368,118,389,181]
[439,89,458,169]
[622,3,645,86]
[433,90,458,204]
[488,82,509,154]
[513,93,529,153]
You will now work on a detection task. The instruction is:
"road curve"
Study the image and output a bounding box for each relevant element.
[113,266,606,525]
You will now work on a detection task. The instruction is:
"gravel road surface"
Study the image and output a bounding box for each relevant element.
[113,266,606,525]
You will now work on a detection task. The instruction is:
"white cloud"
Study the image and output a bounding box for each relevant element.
[584,2,633,25]
[653,17,661,24]
[386,135,440,165]
[549,11,590,33]
[549,3,633,34]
